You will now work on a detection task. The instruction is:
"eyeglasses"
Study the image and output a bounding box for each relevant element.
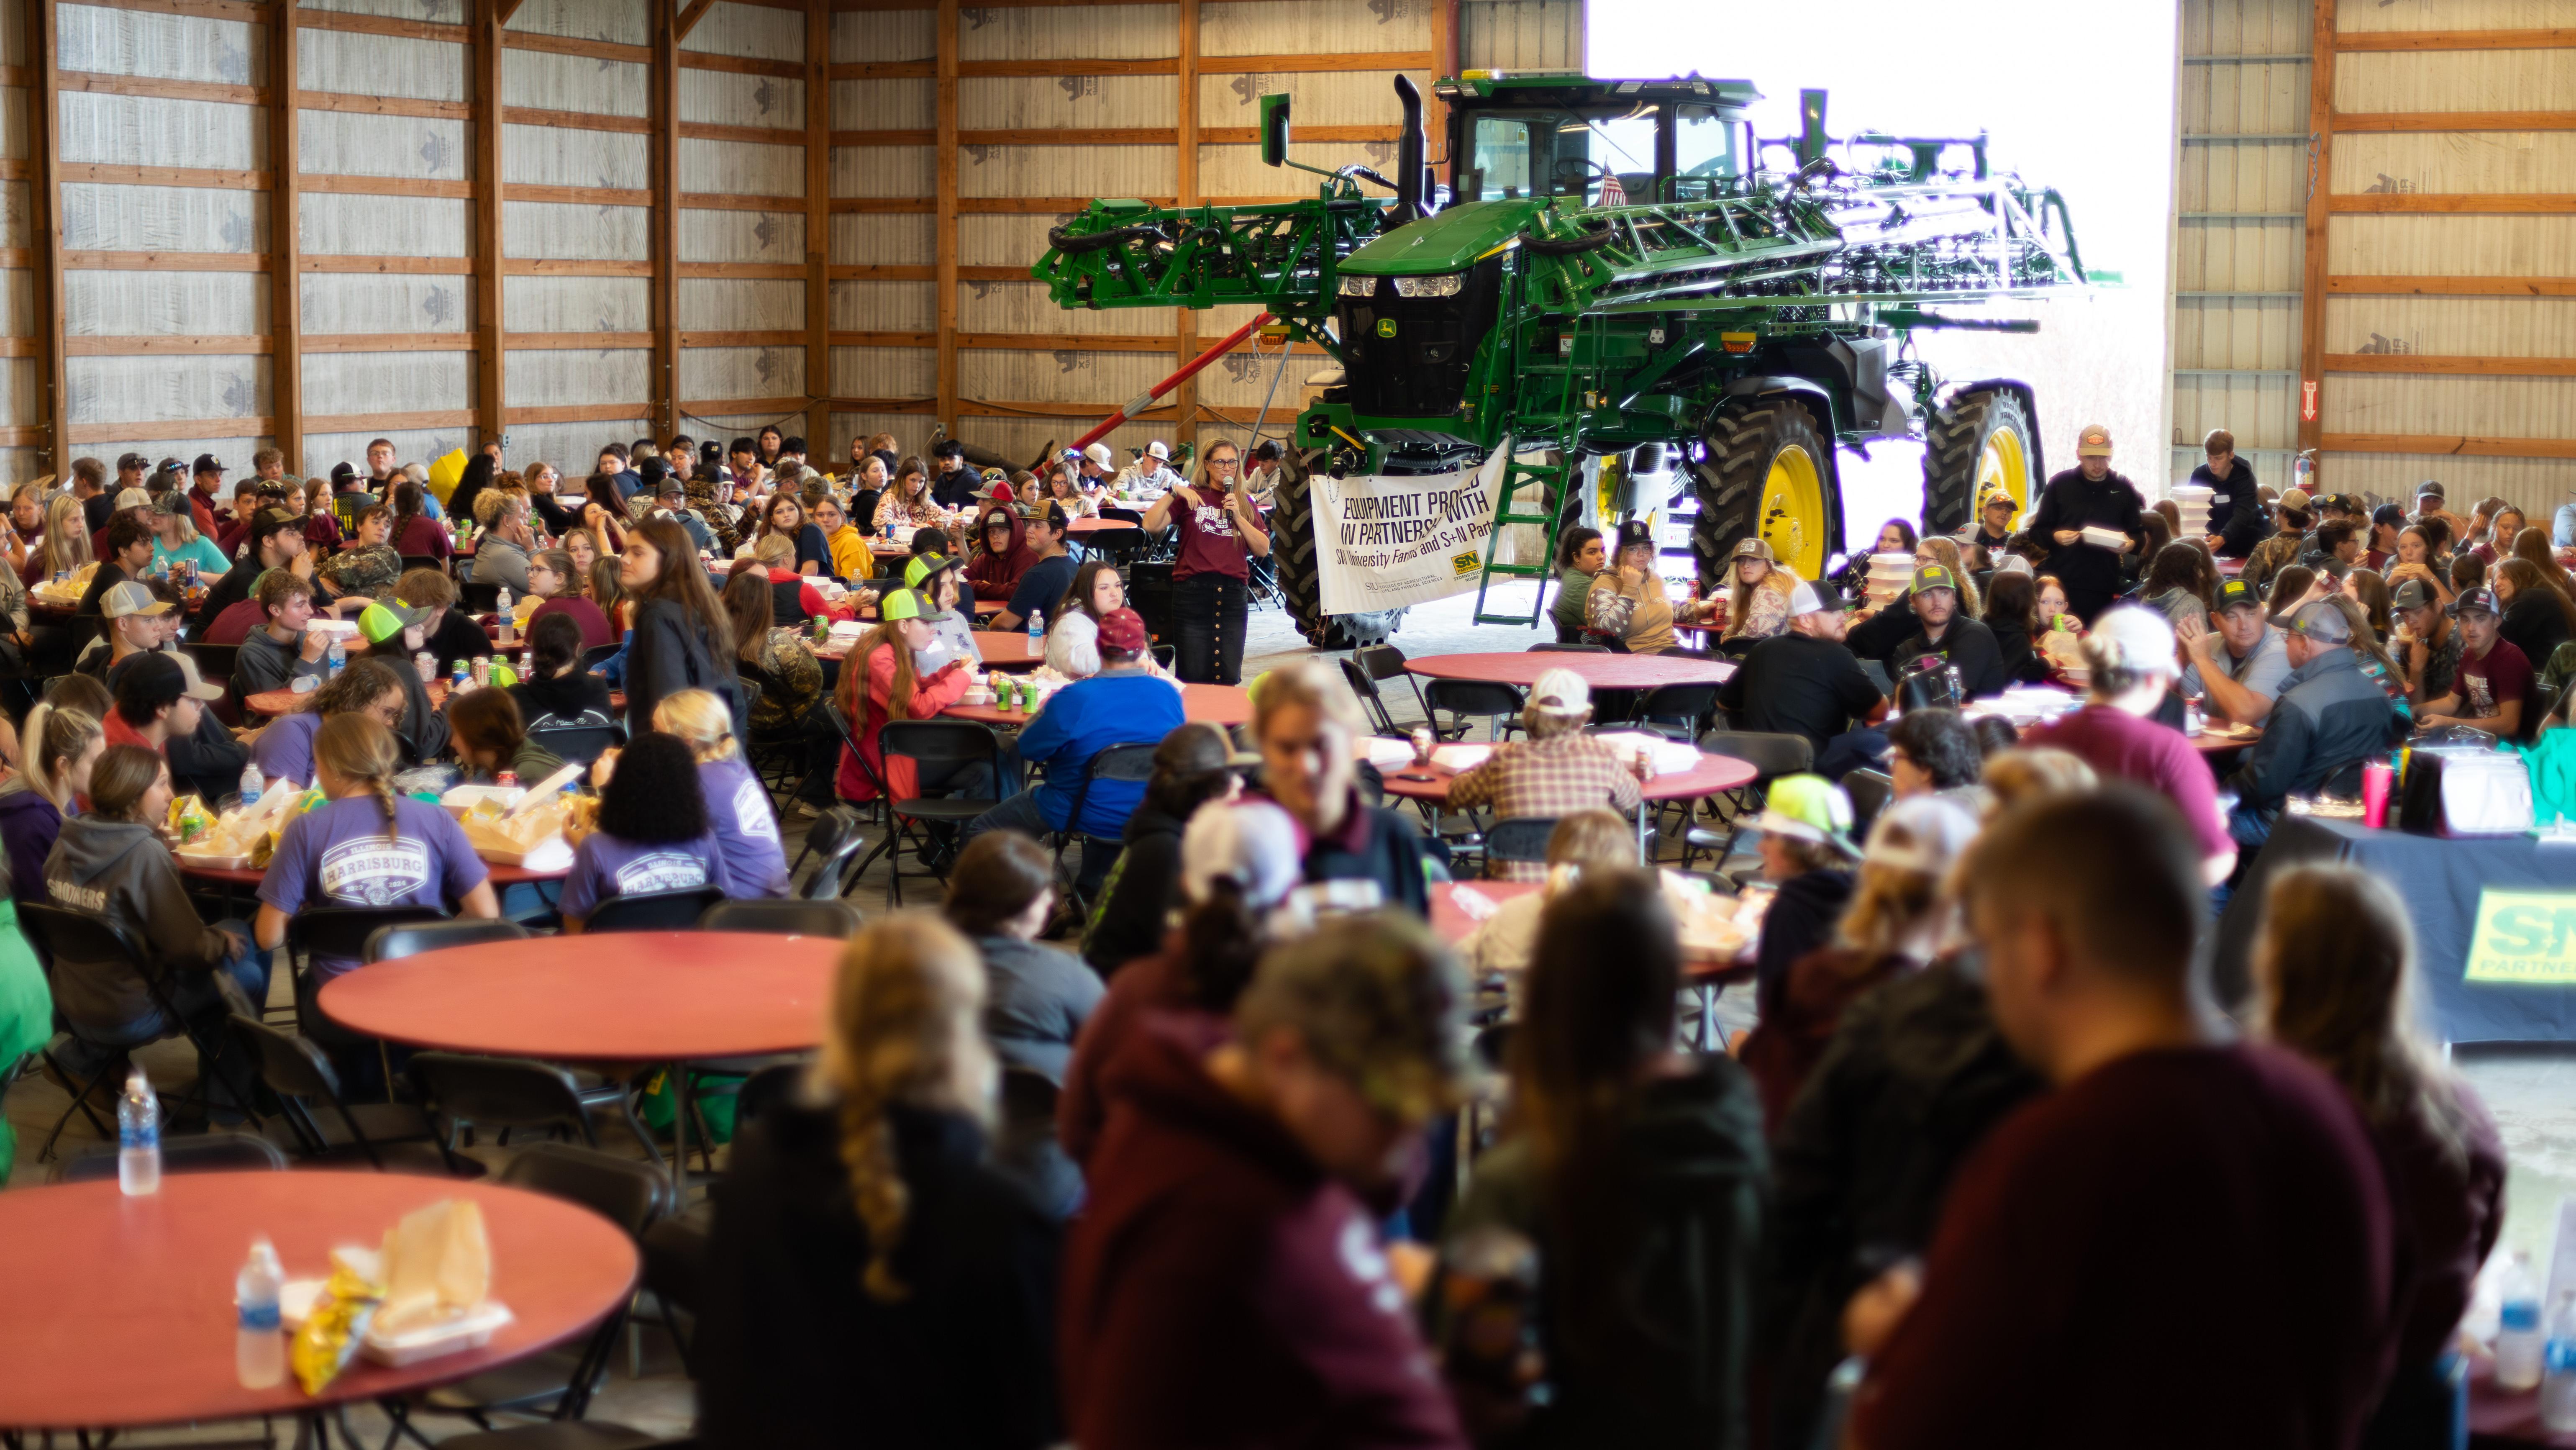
[1207,456,1240,469]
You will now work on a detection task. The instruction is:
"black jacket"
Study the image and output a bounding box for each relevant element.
[2025,467,2145,604]
[1765,959,2045,1450]
[1755,868,1853,1019]
[2501,592,2574,694]
[2191,458,2256,541]
[1439,1055,1768,1450]
[1843,595,1920,666]
[626,596,746,740]
[424,609,492,675]
[1891,614,2010,700]
[695,1100,1061,1450]
[1988,616,2052,685]
[1289,789,1430,918]
[508,669,615,731]
[2217,499,2270,560]
[2226,647,2404,818]
[1717,633,1880,756]
[1083,803,1188,977]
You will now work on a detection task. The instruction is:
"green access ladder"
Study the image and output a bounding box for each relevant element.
[1470,310,1592,629]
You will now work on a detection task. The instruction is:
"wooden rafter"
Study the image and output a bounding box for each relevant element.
[651,0,679,438]
[473,0,505,451]
[2297,0,2335,453]
[674,0,718,44]
[934,0,956,439]
[1173,0,1197,449]
[29,0,63,470]
[2335,28,2576,52]
[806,0,832,455]
[272,0,301,469]
[2329,275,2576,296]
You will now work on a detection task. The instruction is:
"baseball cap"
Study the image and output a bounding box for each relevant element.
[1527,666,1592,716]
[877,587,954,624]
[902,552,962,590]
[166,649,226,701]
[974,479,1015,503]
[1787,579,1831,615]
[1912,562,1957,595]
[251,506,302,540]
[1038,501,1070,531]
[2215,578,2263,613]
[2087,605,2180,678]
[1756,774,1860,860]
[1146,440,1171,460]
[1180,798,1305,910]
[2391,578,2436,611]
[1992,553,2033,577]
[149,488,191,516]
[1095,606,1149,655]
[2076,423,2113,457]
[191,453,225,476]
[1861,795,1981,875]
[2451,586,2502,619]
[1729,537,1774,562]
[116,452,149,472]
[100,580,172,619]
[2284,599,2355,643]
[1082,443,1114,470]
[330,462,359,487]
[113,652,195,716]
[2279,488,2312,514]
[113,488,151,511]
[656,475,685,498]
[357,600,431,646]
[2417,480,2446,500]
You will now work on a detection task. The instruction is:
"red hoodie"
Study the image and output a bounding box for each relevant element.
[968,504,1036,601]
[1061,1016,1468,1450]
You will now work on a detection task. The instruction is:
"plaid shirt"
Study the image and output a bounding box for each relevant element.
[1443,730,1643,880]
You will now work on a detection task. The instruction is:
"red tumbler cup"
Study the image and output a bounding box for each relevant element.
[2361,759,2394,829]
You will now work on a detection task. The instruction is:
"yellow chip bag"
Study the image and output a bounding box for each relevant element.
[290,1260,383,1396]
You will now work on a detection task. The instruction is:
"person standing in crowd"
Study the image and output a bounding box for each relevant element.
[2178,578,2289,726]
[656,688,790,901]
[1142,439,1269,686]
[1061,914,1469,1450]
[2416,586,2528,737]
[2189,429,2253,548]
[2023,423,2143,622]
[1717,580,1881,755]
[1441,668,1642,882]
[1845,788,2396,1450]
[1079,722,1240,978]
[1550,526,1605,644]
[696,913,1061,1450]
[2255,864,2505,1449]
[622,518,745,741]
[2022,607,2236,885]
[1740,795,1980,1131]
[1587,520,1680,654]
[1748,774,1862,1021]
[1888,562,2007,699]
[1438,868,1765,1448]
[1251,659,1430,915]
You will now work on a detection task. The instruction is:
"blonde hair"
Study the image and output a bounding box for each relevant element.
[1545,809,1634,873]
[41,494,90,575]
[313,712,401,838]
[160,507,201,548]
[1251,658,1366,741]
[21,703,102,811]
[653,688,738,763]
[1980,747,2097,817]
[753,531,797,568]
[823,913,995,1302]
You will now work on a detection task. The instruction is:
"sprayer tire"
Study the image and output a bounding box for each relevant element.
[1270,460,1399,649]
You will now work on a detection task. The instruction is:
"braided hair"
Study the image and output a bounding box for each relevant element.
[312,711,402,839]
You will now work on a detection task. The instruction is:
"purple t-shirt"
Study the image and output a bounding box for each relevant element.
[258,795,491,980]
[559,830,722,924]
[700,754,789,899]
[250,712,323,789]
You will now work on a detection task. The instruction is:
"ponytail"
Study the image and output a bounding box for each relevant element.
[1177,876,1264,1015]
[312,711,402,840]
[22,703,103,811]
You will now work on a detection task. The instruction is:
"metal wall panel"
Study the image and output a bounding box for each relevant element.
[505,198,649,259]
[2338,49,2576,112]
[680,344,803,400]
[830,278,933,331]
[1458,0,1580,70]
[67,270,263,335]
[828,8,933,64]
[2334,133,2576,197]
[2333,214,2576,275]
[2174,295,2296,370]
[833,77,931,128]
[963,74,1171,129]
[1199,135,1401,196]
[958,4,1175,61]
[679,136,804,195]
[68,354,266,424]
[830,344,934,397]
[507,421,650,471]
[682,1,804,62]
[831,211,933,266]
[680,277,802,329]
[957,213,1061,268]
[302,348,470,415]
[61,3,256,84]
[299,112,469,182]
[502,51,650,115]
[1201,0,1426,55]
[301,30,464,103]
[306,427,476,472]
[509,0,649,51]
[2326,295,2576,357]
[682,67,804,129]
[66,181,264,252]
[503,274,650,331]
[504,123,649,189]
[1194,67,1412,128]
[62,92,260,169]
[681,208,805,264]
[956,142,1171,198]
[304,273,468,336]
[832,141,933,197]
[507,346,650,405]
[961,346,1164,405]
[958,278,1167,335]
[302,192,468,255]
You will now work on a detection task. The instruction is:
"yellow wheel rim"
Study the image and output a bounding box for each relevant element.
[1759,443,1828,580]
[1974,426,2030,529]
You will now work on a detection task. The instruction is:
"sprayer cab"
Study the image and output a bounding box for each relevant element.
[1435,72,1763,208]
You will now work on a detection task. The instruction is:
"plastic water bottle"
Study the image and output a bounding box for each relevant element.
[2501,1251,2547,1391]
[240,762,263,805]
[496,585,513,617]
[235,1237,285,1389]
[2546,1294,2576,1430]
[117,1065,159,1196]
[325,636,344,678]
[1028,608,1044,647]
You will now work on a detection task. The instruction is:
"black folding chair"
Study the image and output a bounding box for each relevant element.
[52,1131,286,1183]
[578,642,621,674]
[849,719,1005,905]
[582,888,725,934]
[1844,767,1896,837]
[1481,816,1558,877]
[787,803,869,898]
[1636,683,1722,744]
[226,1013,458,1173]
[460,579,503,613]
[529,724,624,767]
[1341,656,1402,737]
[367,916,531,964]
[1423,679,1525,743]
[1358,644,1430,728]
[398,554,444,576]
[408,1051,663,1171]
[20,901,256,1135]
[287,905,449,1047]
[700,897,862,938]
[1682,731,1817,868]
[1527,642,1609,654]
[1046,741,1161,914]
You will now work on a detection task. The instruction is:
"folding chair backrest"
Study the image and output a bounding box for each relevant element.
[54,1132,287,1183]
[879,719,1001,805]
[585,887,725,934]
[1526,642,1608,653]
[408,1052,595,1134]
[1424,679,1524,735]
[289,905,449,965]
[182,641,239,682]
[798,805,869,899]
[459,580,502,613]
[700,897,863,938]
[1358,643,1411,682]
[226,1012,347,1103]
[398,554,443,577]
[496,1140,673,1237]
[367,916,531,964]
[1340,657,1399,736]
[1844,768,1896,835]
[1639,683,1721,734]
[21,902,166,1043]
[530,724,623,766]
[1703,730,1815,781]
[578,642,621,673]
[1483,816,1558,868]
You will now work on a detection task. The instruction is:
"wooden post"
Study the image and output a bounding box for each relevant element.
[1428,0,1456,188]
[1172,0,1197,452]
[28,0,64,470]
[472,0,505,450]
[934,0,956,439]
[806,0,831,459]
[271,0,301,471]
[650,5,679,440]
[2298,0,2336,454]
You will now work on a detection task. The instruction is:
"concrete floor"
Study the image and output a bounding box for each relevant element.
[7,578,2566,1441]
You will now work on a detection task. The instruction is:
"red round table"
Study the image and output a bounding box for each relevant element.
[180,860,567,889]
[1066,516,1140,535]
[1376,751,1757,804]
[1405,652,1735,690]
[1429,880,1748,989]
[0,1172,636,1432]
[944,681,1251,728]
[247,678,453,719]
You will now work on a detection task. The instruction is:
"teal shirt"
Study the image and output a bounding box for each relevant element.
[153,534,231,577]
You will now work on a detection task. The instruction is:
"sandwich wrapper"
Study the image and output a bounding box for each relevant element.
[1660,868,1753,960]
[282,1198,511,1389]
[457,761,584,868]
[173,778,308,870]
[31,560,95,605]
[1590,730,1705,776]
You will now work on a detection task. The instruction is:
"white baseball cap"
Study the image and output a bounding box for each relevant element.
[1146,440,1171,460]
[1082,443,1113,470]
[1787,580,1830,616]
[2087,604,2180,679]
[1861,796,1981,875]
[1181,799,1305,910]
[1528,667,1592,716]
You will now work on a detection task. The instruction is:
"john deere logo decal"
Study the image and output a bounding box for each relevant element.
[1450,550,1480,577]
[1376,318,1398,339]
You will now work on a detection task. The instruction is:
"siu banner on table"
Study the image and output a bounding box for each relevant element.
[1312,441,1510,616]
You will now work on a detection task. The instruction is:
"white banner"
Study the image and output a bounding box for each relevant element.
[1312,440,1510,616]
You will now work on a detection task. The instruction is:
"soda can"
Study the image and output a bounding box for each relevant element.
[471,656,490,686]
[414,649,437,684]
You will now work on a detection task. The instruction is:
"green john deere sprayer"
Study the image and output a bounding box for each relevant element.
[1032,71,2091,647]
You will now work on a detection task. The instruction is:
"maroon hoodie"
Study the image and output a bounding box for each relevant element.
[1062,1017,1468,1450]
[969,504,1035,601]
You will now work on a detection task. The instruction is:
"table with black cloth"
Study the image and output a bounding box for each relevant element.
[2212,814,2576,1043]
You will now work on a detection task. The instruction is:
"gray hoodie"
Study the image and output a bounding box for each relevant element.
[43,815,234,1035]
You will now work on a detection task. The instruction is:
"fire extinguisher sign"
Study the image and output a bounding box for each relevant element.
[2302,379,2318,423]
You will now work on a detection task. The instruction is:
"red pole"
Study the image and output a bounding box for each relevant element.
[1073,310,1272,453]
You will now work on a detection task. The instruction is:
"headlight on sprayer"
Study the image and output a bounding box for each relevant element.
[1392,273,1466,298]
[1338,274,1377,297]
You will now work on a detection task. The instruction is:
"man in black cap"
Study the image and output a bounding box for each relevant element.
[2224,598,2405,853]
[98,454,148,533]
[992,503,1076,635]
[2177,577,2290,726]
[186,453,227,537]
[1889,562,2007,701]
[649,472,716,554]
[2419,587,2532,740]
[930,437,979,511]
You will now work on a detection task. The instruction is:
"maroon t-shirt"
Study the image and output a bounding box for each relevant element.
[2456,637,2532,724]
[1170,493,1252,582]
[2022,703,2232,861]
[1854,1045,2394,1450]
